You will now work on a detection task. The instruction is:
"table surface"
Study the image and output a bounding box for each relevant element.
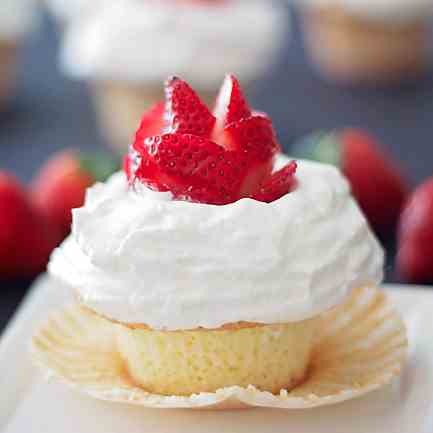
[1,7,433,332]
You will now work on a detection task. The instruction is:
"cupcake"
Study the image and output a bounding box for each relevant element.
[294,0,432,85]
[43,0,103,26]
[45,75,386,398]
[59,0,287,152]
[0,0,37,108]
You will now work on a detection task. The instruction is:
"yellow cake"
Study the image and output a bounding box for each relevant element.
[114,319,316,396]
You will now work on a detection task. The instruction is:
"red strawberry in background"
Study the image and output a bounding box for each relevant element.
[31,150,119,239]
[294,129,410,237]
[128,75,297,205]
[397,177,433,284]
[0,172,60,279]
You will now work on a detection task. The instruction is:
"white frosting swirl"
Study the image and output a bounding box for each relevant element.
[0,0,37,40]
[296,0,433,23]
[60,0,287,89]
[49,156,384,330]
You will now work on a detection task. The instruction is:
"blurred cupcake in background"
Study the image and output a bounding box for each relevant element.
[0,0,37,109]
[59,0,288,151]
[44,0,104,27]
[294,0,432,85]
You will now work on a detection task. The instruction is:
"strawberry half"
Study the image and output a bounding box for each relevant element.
[223,116,279,158]
[129,75,295,205]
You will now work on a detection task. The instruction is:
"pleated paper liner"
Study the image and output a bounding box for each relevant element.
[31,286,407,410]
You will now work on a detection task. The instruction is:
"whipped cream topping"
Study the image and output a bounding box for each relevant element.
[0,0,37,40]
[60,0,287,89]
[49,156,384,330]
[296,0,433,23]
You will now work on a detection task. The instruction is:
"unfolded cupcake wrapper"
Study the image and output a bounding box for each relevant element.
[31,286,407,410]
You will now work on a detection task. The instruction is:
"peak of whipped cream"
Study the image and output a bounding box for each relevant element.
[49,156,384,330]
[0,0,37,40]
[60,0,288,89]
[296,0,433,23]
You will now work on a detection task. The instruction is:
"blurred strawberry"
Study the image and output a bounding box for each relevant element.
[294,129,410,237]
[31,150,119,238]
[397,177,433,284]
[0,172,60,279]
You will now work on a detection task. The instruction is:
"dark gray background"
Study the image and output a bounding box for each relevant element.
[1,8,432,331]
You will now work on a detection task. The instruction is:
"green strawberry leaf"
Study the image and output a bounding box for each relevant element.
[292,130,342,167]
[79,153,121,183]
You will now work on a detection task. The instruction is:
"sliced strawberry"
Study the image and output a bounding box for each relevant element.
[213,75,251,135]
[251,161,298,203]
[223,116,280,157]
[165,77,216,137]
[133,133,272,205]
[128,75,292,205]
[135,101,166,142]
[222,115,279,194]
[124,153,132,179]
[211,75,277,156]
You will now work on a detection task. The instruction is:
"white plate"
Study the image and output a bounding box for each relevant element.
[0,275,432,433]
